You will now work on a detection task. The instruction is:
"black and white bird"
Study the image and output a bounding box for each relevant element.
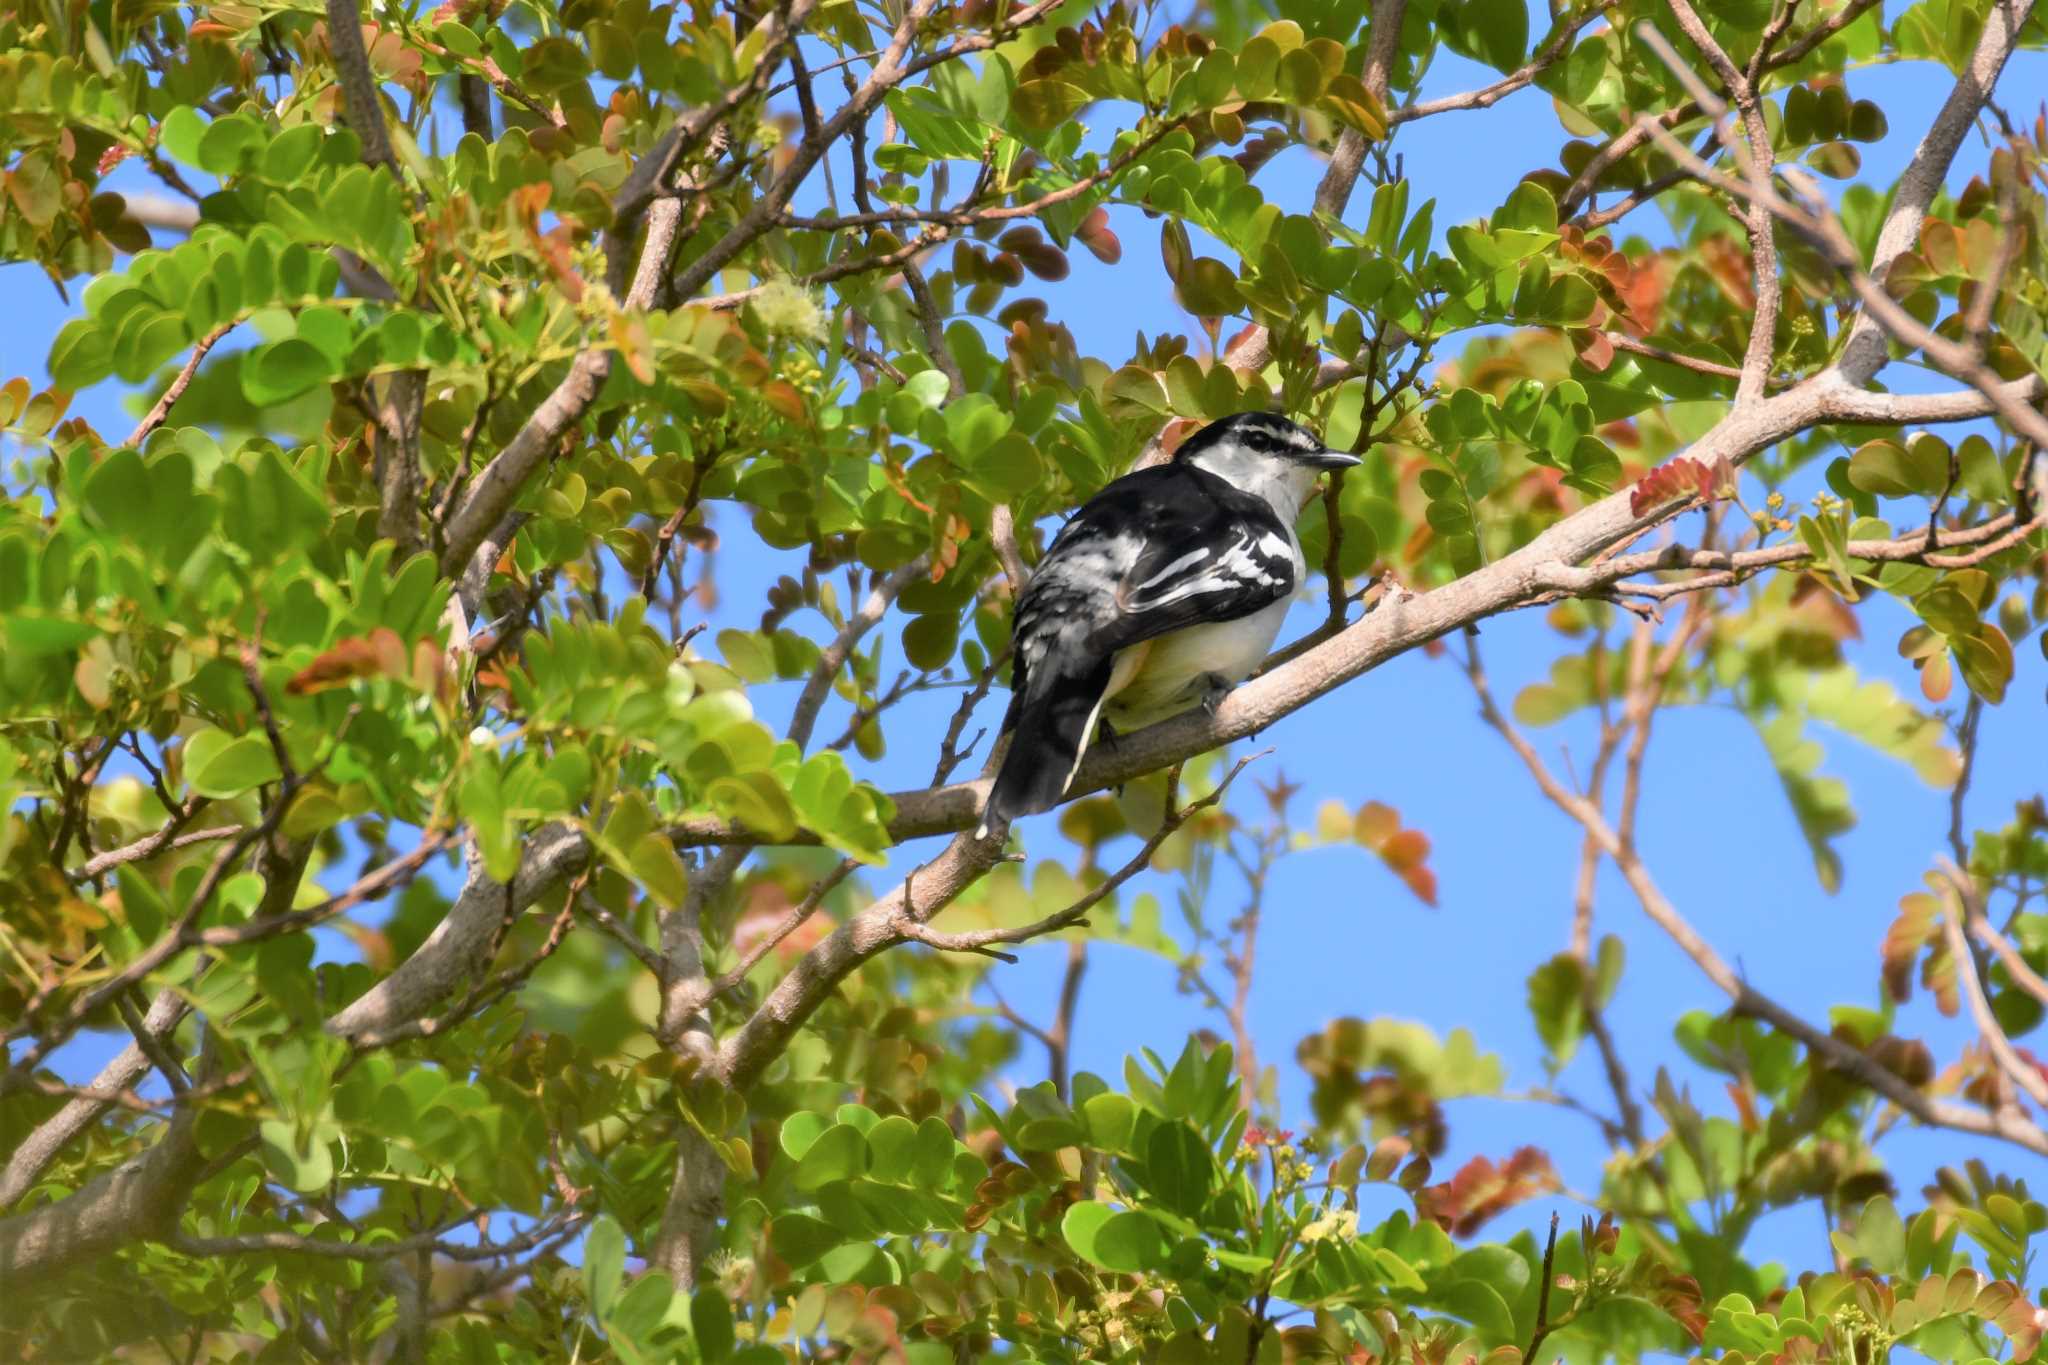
[979,411,1360,836]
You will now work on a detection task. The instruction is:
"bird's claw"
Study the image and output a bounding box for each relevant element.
[1198,673,1232,717]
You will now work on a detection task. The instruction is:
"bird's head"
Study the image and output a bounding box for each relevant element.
[1174,411,1362,516]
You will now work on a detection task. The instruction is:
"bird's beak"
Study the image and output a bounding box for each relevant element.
[1295,446,1364,471]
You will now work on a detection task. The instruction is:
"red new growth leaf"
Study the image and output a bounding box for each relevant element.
[1353,801,1439,906]
[1627,454,1734,517]
[1075,206,1122,264]
[285,628,409,695]
[1880,891,1958,1015]
[1414,1146,1559,1237]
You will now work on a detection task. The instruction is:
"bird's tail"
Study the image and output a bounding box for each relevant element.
[979,657,1112,838]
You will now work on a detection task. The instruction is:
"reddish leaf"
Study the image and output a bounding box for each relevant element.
[1076,206,1121,264]
[1353,801,1438,906]
[1627,455,1734,516]
[1571,328,1616,372]
[286,628,409,695]
[1413,1146,1559,1237]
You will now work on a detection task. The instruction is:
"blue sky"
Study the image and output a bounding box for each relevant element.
[6,2,2047,1291]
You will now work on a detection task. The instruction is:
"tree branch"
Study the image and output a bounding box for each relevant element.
[0,988,185,1208]
[322,0,400,175]
[1938,861,2048,1111]
[1460,631,2048,1157]
[127,323,232,447]
[1838,0,2036,380]
[1390,5,1603,124]
[1658,3,1779,402]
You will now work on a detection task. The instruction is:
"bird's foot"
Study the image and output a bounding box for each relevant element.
[1095,718,1125,796]
[1198,673,1232,717]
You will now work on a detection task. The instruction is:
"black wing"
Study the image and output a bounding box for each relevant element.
[981,464,1294,832]
[1017,462,1296,664]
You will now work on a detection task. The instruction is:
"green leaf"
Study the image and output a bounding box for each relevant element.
[1080,1092,1136,1153]
[197,113,263,175]
[902,611,958,671]
[629,833,690,910]
[48,319,114,391]
[258,1118,334,1193]
[780,1110,833,1162]
[1061,1201,1167,1272]
[1831,1195,1907,1276]
[1953,624,2014,703]
[1459,0,1528,74]
[242,338,336,406]
[262,123,326,182]
[1142,1121,1214,1218]
[1847,437,1945,497]
[607,1272,675,1345]
[185,728,284,798]
[1435,1278,1516,1341]
[863,1115,919,1183]
[1174,257,1241,317]
[158,106,210,168]
[690,1288,736,1361]
[1014,80,1090,129]
[584,1214,626,1319]
[794,1122,868,1190]
[1526,953,1587,1068]
[1495,180,1557,232]
[768,1214,847,1268]
[216,448,330,562]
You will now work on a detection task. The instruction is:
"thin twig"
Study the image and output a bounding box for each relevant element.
[1526,1213,1563,1365]
[896,755,1258,958]
[127,323,232,447]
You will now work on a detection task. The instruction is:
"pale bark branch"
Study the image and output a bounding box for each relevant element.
[127,323,232,447]
[0,1105,207,1277]
[1938,862,2048,1111]
[440,195,688,578]
[67,823,245,884]
[718,827,1007,1089]
[1657,3,1779,403]
[171,1209,588,1262]
[1556,0,1885,221]
[895,757,1251,959]
[1390,5,1603,125]
[1974,915,2048,1010]
[0,989,184,1208]
[1459,633,2048,1157]
[1537,506,2045,603]
[326,824,584,1043]
[1839,0,2036,379]
[1631,117,2048,449]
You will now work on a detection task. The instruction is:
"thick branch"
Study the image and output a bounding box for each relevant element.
[440,197,686,577]
[326,823,586,1042]
[0,989,184,1208]
[323,0,400,174]
[0,1104,206,1278]
[1839,0,2037,380]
